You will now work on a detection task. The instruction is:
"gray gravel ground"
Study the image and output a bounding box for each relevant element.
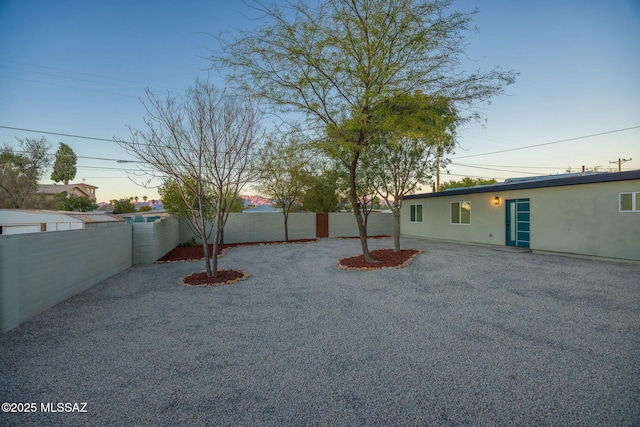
[1,237,639,426]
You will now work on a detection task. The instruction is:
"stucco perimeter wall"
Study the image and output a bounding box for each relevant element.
[178,213,317,244]
[328,212,394,237]
[402,180,640,261]
[132,216,180,265]
[0,224,132,333]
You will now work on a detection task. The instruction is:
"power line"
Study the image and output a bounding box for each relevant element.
[0,59,179,92]
[0,125,119,143]
[455,125,640,159]
[453,162,569,170]
[0,75,141,99]
[449,162,545,176]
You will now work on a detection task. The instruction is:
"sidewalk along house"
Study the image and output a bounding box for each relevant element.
[402,170,640,261]
[38,183,98,203]
[0,209,124,235]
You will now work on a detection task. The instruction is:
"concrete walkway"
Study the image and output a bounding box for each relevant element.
[1,237,638,426]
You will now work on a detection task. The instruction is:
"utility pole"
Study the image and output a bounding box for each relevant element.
[609,158,631,172]
[435,145,440,192]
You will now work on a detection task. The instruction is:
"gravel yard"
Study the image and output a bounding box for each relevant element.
[1,237,638,426]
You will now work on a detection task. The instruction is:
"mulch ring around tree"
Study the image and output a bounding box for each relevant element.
[156,238,319,263]
[338,249,424,271]
[178,269,250,287]
[336,235,391,239]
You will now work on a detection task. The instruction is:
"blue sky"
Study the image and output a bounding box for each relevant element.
[1,0,638,202]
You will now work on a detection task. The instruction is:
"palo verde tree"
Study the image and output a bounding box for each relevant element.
[256,134,311,241]
[117,80,261,278]
[0,137,51,209]
[368,92,458,251]
[217,0,517,263]
[50,142,77,185]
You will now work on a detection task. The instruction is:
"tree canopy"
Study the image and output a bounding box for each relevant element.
[55,193,97,212]
[0,137,51,208]
[50,142,77,185]
[439,177,497,191]
[218,0,517,262]
[256,135,311,240]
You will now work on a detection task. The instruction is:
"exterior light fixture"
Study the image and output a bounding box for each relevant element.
[494,196,500,206]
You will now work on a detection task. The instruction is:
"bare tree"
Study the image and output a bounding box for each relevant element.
[116,80,261,278]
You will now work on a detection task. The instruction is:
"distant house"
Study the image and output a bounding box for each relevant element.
[0,209,124,235]
[402,170,640,261]
[38,183,98,202]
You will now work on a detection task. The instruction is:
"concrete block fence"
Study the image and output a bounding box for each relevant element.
[177,212,394,243]
[0,224,132,333]
[328,212,394,238]
[132,216,180,265]
[1,212,392,333]
[178,212,317,244]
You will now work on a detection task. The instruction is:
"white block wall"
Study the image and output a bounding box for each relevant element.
[179,213,317,244]
[132,216,180,264]
[0,225,132,333]
[328,212,394,237]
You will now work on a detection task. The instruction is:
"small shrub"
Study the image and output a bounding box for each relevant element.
[179,237,200,247]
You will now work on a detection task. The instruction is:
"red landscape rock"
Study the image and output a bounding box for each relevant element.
[338,249,423,270]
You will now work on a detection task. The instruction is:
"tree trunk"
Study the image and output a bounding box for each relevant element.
[349,157,376,263]
[201,230,213,278]
[283,210,289,242]
[212,232,219,278]
[393,207,401,252]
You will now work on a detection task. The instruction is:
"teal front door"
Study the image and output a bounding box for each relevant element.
[506,199,530,248]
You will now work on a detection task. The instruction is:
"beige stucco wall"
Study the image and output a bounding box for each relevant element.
[402,180,640,261]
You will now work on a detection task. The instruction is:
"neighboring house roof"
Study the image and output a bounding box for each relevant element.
[96,203,114,212]
[0,209,124,224]
[38,183,96,199]
[405,170,640,200]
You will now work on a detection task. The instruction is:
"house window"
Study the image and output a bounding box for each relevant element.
[620,192,639,212]
[451,201,471,224]
[410,204,422,222]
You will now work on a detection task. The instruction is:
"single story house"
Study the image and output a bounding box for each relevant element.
[0,209,124,235]
[402,170,640,261]
[38,183,98,202]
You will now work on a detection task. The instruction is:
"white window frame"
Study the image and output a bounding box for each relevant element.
[619,192,639,212]
[410,204,423,223]
[451,201,471,225]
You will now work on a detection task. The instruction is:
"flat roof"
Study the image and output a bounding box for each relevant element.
[405,169,640,200]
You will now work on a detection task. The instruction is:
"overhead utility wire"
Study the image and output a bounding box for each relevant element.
[453,162,569,170]
[455,125,640,159]
[0,75,141,98]
[1,59,179,91]
[448,162,544,175]
[0,125,119,143]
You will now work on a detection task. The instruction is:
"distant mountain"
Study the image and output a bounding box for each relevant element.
[240,194,273,207]
[98,195,271,211]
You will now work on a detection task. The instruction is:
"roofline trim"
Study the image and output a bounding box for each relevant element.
[405,170,640,200]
